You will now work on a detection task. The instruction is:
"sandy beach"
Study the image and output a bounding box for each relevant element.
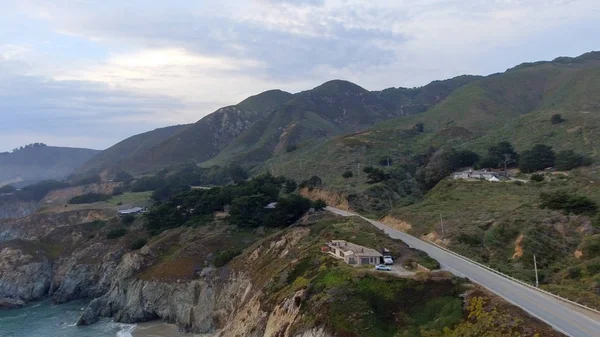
[132,321,215,337]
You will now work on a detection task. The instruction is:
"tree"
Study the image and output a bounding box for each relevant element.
[228,164,248,184]
[284,180,297,193]
[413,122,424,132]
[551,114,565,124]
[540,191,597,215]
[518,144,555,173]
[555,150,592,171]
[530,173,545,182]
[455,150,479,167]
[299,176,322,190]
[486,141,518,169]
[342,171,353,178]
[115,171,134,184]
[364,167,389,184]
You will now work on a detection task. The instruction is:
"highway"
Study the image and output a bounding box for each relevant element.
[327,207,600,337]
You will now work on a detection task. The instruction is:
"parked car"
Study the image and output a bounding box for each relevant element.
[375,264,392,271]
[383,255,394,265]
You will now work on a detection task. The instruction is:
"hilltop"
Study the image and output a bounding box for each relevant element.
[0,144,99,187]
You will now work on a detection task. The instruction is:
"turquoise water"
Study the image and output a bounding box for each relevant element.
[0,300,136,337]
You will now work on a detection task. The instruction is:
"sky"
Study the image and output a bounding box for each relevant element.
[1,0,599,152]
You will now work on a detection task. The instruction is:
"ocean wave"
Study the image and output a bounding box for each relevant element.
[113,322,137,337]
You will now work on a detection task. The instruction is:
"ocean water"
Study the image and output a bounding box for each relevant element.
[0,299,137,337]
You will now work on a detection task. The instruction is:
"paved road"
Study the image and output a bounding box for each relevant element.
[327,207,600,337]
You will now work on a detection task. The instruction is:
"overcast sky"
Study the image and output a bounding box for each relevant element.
[1,0,599,152]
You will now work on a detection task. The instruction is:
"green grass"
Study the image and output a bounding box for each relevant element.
[390,168,600,308]
[106,192,152,206]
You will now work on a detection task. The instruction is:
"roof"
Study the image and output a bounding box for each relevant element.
[328,240,382,257]
[118,207,144,214]
[264,202,278,209]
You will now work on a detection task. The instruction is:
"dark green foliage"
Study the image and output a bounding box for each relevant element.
[342,171,353,178]
[131,176,166,192]
[112,186,126,196]
[0,185,16,194]
[106,228,127,239]
[121,214,136,224]
[555,150,592,171]
[416,148,463,189]
[312,199,327,210]
[263,194,312,227]
[530,173,545,182]
[286,144,298,152]
[75,174,101,186]
[145,174,309,234]
[68,193,111,204]
[518,144,555,173]
[481,141,518,169]
[229,194,272,227]
[15,180,70,201]
[214,249,242,267]
[456,233,483,246]
[364,167,389,184]
[299,176,322,190]
[551,114,565,124]
[114,171,134,184]
[455,150,479,167]
[228,164,248,183]
[540,191,598,215]
[414,122,425,132]
[130,238,147,250]
[284,180,297,193]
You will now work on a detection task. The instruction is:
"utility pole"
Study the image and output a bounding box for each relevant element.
[534,254,539,288]
[387,157,390,167]
[440,214,444,237]
[357,163,360,177]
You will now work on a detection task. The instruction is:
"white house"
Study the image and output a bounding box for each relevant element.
[325,240,383,266]
[453,169,500,181]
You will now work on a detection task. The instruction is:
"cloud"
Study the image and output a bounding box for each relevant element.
[1,0,600,151]
[0,57,185,151]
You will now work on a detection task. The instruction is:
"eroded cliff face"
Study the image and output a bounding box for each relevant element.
[0,196,38,220]
[0,245,52,305]
[75,225,335,337]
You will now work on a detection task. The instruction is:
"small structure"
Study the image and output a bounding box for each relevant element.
[118,207,145,217]
[264,202,278,209]
[452,169,500,181]
[325,240,383,266]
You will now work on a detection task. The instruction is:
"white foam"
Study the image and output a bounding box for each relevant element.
[115,322,137,337]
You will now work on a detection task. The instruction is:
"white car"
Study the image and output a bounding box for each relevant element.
[375,264,392,271]
[383,256,394,265]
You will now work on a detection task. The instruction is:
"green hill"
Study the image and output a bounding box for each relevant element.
[82,90,294,175]
[207,77,477,167]
[79,125,189,175]
[0,144,99,187]
[265,51,600,190]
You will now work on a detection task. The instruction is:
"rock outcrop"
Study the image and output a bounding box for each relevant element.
[0,246,52,303]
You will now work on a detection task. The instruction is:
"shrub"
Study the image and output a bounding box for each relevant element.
[342,171,353,179]
[555,150,592,171]
[106,228,127,239]
[121,214,136,224]
[299,176,322,190]
[551,114,565,124]
[214,249,241,267]
[130,176,165,192]
[378,157,393,166]
[284,180,297,193]
[68,193,111,204]
[513,181,524,186]
[312,199,327,210]
[413,122,424,132]
[130,238,147,250]
[286,144,297,152]
[540,191,598,215]
[530,173,545,182]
